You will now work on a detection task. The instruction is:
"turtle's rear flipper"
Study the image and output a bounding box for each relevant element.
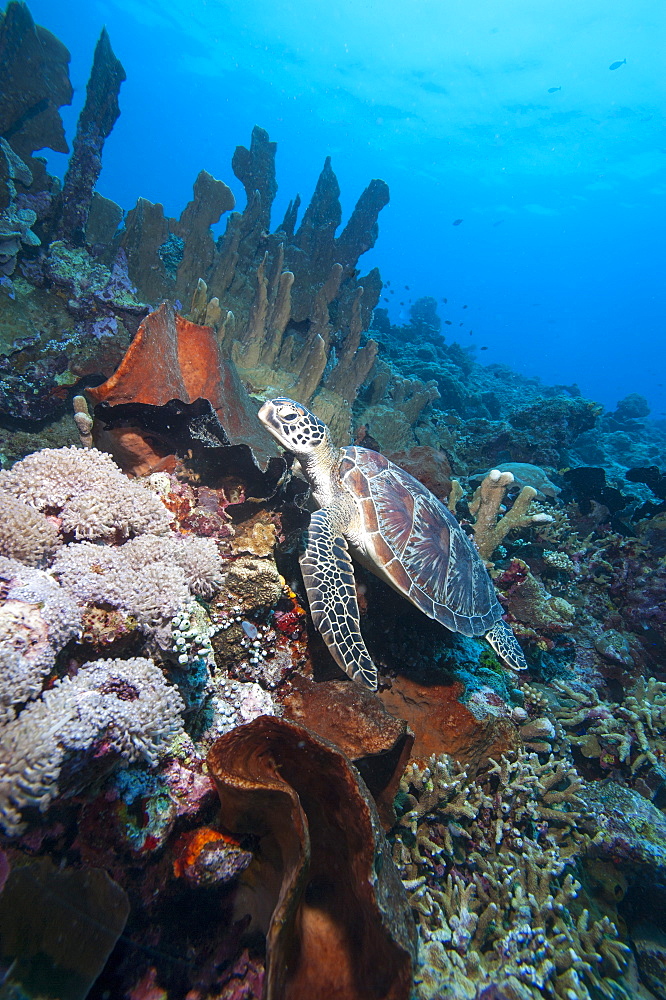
[300,507,378,690]
[485,619,528,671]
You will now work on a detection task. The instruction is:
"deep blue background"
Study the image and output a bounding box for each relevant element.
[22,0,666,415]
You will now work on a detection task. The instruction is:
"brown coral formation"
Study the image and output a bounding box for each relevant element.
[206,715,417,1000]
[279,674,414,826]
[378,675,520,768]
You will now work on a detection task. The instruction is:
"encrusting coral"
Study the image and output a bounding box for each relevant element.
[391,750,630,1000]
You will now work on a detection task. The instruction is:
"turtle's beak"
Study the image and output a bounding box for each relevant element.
[257,400,276,429]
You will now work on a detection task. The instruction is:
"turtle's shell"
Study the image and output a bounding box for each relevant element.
[339,446,503,637]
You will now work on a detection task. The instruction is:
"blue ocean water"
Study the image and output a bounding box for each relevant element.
[27,0,666,417]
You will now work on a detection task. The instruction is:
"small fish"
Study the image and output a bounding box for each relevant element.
[462,304,468,309]
[547,86,561,93]
[386,280,391,286]
[383,297,389,302]
[390,289,395,294]
[469,331,473,335]
[400,301,404,305]
[405,285,409,289]
[442,297,448,303]
[609,58,626,70]
[480,346,488,350]
[453,219,463,226]
[444,320,452,325]
[459,322,464,326]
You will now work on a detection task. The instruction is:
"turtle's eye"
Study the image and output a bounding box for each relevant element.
[283,413,299,422]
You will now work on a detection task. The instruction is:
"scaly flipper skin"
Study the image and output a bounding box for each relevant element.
[300,507,378,690]
[485,618,528,671]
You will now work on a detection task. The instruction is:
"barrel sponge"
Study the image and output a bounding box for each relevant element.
[0,656,185,836]
[0,496,61,566]
[52,534,223,626]
[0,446,172,541]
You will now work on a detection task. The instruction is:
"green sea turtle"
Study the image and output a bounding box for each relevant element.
[258,397,527,690]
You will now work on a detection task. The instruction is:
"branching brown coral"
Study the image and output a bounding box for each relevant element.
[391,750,629,1000]
[553,677,666,776]
[111,127,387,441]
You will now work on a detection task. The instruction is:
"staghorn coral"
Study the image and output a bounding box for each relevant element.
[0,446,173,540]
[0,656,184,835]
[391,751,629,1000]
[553,677,666,777]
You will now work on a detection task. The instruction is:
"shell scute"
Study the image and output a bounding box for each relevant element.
[342,447,501,636]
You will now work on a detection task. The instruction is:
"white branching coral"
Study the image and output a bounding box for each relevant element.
[0,657,184,836]
[391,750,629,1000]
[0,446,173,541]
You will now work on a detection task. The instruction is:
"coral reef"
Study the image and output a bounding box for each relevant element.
[1,7,666,1000]
[391,751,630,1000]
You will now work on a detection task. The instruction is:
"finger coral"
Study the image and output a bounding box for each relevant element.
[465,468,554,563]
[391,750,629,1000]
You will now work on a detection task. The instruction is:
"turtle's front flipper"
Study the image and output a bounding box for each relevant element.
[485,619,528,671]
[299,507,378,690]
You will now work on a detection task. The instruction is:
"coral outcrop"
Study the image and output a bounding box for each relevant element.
[391,751,629,1000]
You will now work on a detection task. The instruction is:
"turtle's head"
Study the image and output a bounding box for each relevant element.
[258,397,330,458]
